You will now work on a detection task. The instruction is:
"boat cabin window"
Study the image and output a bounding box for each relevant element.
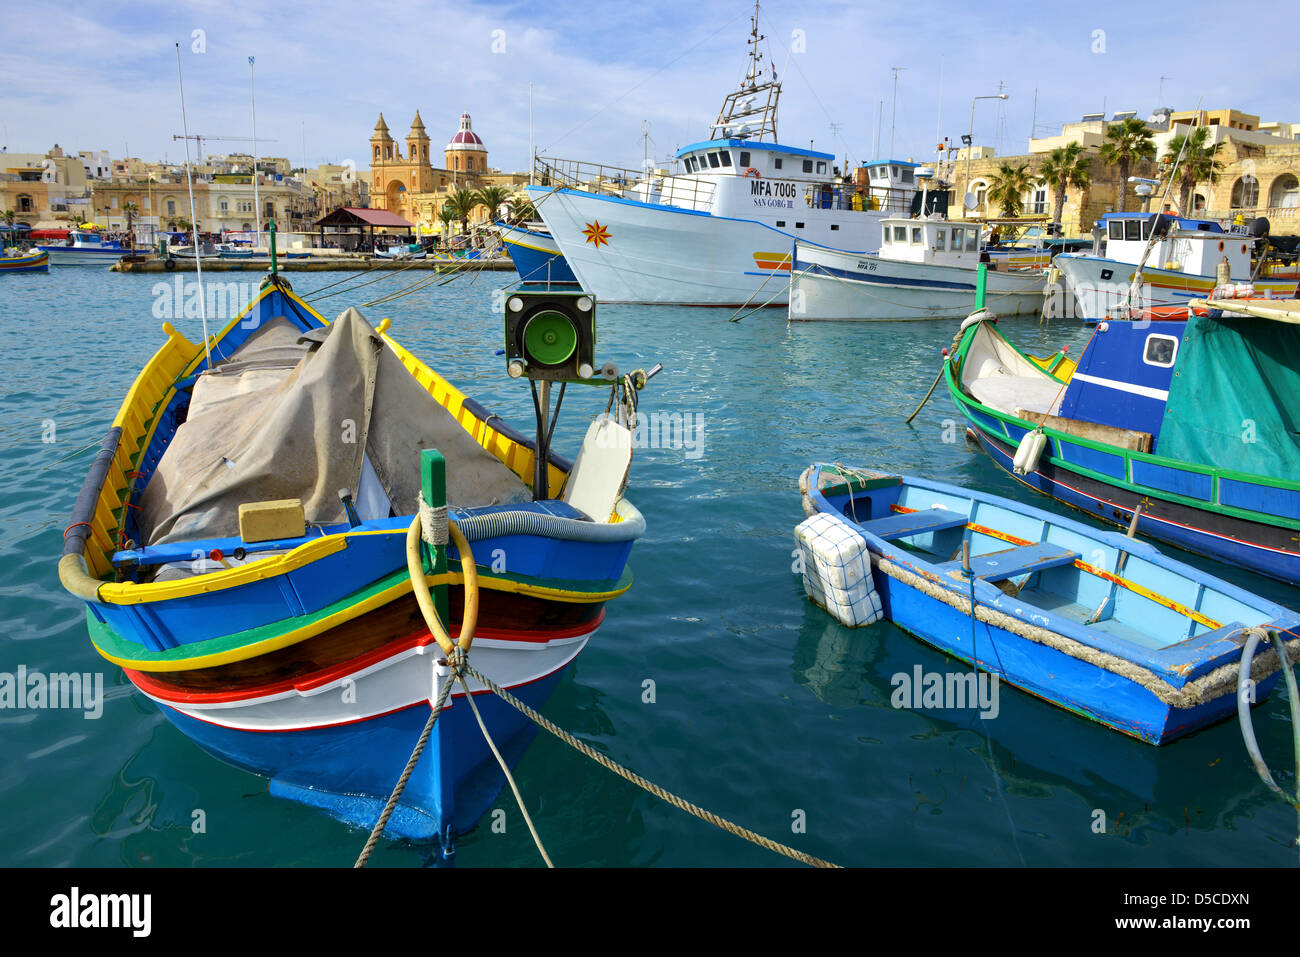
[830,224,839,230]
[893,225,907,243]
[882,226,891,244]
[935,230,946,250]
[739,151,751,167]
[1124,219,1141,240]
[718,151,732,167]
[802,160,814,173]
[911,227,922,244]
[1144,334,1179,367]
[965,229,978,251]
[774,158,783,170]
[816,161,827,174]
[707,152,720,168]
[900,168,914,184]
[1108,220,1124,241]
[776,220,786,227]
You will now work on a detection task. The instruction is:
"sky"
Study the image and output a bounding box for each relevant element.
[3,0,1295,175]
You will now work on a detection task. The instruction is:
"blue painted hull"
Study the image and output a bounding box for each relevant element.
[158,664,567,846]
[876,568,1284,744]
[499,226,577,283]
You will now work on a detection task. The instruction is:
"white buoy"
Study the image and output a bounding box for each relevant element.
[1013,428,1048,475]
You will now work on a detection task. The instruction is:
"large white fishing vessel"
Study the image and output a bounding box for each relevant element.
[526,7,919,306]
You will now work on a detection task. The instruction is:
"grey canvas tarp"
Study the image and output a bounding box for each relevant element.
[137,306,529,550]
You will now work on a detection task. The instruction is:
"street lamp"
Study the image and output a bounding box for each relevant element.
[966,94,1009,209]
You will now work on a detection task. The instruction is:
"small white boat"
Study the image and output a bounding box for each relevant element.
[1055,212,1298,320]
[789,215,1048,321]
[36,230,128,266]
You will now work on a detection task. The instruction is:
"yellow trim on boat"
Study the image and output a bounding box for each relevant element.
[96,535,349,605]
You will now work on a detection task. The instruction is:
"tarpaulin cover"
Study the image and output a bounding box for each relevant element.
[137,307,529,548]
[1157,312,1300,481]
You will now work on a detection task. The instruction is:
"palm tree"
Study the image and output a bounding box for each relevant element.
[508,194,538,224]
[987,163,1034,219]
[472,185,512,224]
[1037,143,1092,234]
[123,201,138,252]
[437,205,455,238]
[2,209,14,227]
[1099,117,1156,212]
[444,187,478,240]
[1163,126,1223,216]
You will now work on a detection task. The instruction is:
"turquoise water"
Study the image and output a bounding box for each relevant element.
[2,266,1297,867]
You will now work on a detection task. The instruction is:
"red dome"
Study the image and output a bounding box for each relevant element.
[448,112,486,150]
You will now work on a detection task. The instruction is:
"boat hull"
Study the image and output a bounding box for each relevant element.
[1055,253,1298,320]
[875,564,1283,744]
[133,620,593,846]
[37,246,127,265]
[0,251,49,273]
[496,223,577,283]
[528,185,885,306]
[791,245,1046,320]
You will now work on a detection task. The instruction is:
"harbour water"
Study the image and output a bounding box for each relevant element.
[3,267,1297,867]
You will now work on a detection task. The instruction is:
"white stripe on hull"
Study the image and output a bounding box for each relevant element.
[138,630,593,733]
[791,246,1047,321]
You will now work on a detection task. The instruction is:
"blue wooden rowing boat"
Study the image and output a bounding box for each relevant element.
[796,464,1300,744]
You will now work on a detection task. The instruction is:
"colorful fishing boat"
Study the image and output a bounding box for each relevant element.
[945,296,1300,585]
[790,216,1047,321]
[0,248,50,273]
[58,267,651,857]
[494,221,577,283]
[1054,212,1297,320]
[796,464,1300,744]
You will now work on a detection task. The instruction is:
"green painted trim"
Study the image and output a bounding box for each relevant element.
[947,324,1300,530]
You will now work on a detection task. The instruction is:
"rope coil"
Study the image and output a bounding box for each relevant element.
[417,493,449,547]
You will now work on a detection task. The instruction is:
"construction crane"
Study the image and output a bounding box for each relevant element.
[171,133,278,162]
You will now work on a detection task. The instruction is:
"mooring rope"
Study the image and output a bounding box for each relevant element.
[460,659,840,868]
[455,672,553,867]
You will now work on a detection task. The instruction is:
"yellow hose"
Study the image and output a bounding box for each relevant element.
[405,515,479,657]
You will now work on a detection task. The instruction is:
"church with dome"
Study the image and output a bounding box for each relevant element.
[367,111,526,236]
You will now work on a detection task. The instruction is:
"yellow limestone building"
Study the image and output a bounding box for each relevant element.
[368,111,525,236]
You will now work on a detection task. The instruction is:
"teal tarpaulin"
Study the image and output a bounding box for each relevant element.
[1157,312,1300,481]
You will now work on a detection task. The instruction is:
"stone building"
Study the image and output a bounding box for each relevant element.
[945,107,1300,237]
[369,110,527,236]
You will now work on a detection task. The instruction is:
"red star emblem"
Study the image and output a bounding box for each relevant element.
[582,220,611,248]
